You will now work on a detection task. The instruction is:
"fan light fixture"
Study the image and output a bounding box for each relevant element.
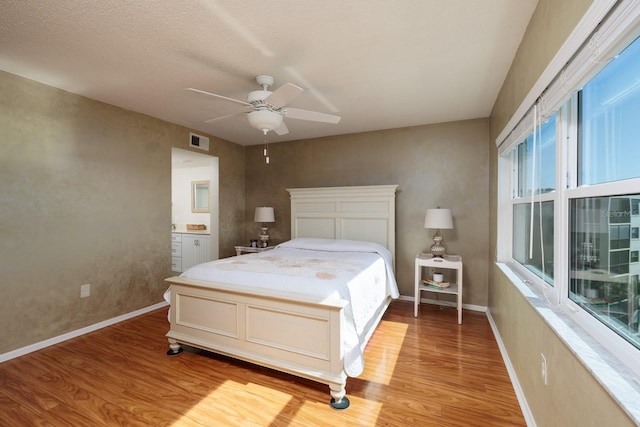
[247,109,283,133]
[248,109,283,165]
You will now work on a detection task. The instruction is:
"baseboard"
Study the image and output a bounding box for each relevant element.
[0,301,169,363]
[486,310,536,427]
[398,294,487,313]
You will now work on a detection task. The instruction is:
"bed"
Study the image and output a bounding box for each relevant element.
[164,185,398,409]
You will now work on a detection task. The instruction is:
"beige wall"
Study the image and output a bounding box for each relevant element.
[489,0,635,425]
[244,120,490,302]
[1,70,490,354]
[0,70,245,354]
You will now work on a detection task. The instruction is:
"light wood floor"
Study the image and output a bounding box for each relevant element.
[0,300,525,426]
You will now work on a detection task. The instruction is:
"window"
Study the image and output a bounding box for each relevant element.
[570,194,639,348]
[570,36,640,351]
[510,116,556,285]
[498,23,640,375]
[513,201,554,283]
[579,37,640,185]
[516,115,556,197]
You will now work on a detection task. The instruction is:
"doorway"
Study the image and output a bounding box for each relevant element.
[171,147,219,262]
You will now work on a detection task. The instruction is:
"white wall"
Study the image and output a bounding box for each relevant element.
[172,165,211,229]
[171,148,220,260]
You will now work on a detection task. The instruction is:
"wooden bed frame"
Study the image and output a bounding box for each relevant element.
[165,185,398,409]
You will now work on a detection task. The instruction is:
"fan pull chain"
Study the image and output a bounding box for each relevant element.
[263,130,270,164]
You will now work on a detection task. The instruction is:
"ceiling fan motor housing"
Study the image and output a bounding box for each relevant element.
[248,90,273,105]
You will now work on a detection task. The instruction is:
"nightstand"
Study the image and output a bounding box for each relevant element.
[235,245,275,256]
[414,253,463,324]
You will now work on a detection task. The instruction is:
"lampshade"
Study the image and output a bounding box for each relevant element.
[424,208,453,230]
[254,207,275,223]
[247,110,283,132]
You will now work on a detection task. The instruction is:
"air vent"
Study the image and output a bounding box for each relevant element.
[189,133,209,151]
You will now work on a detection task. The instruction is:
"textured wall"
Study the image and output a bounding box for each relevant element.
[488,0,635,425]
[0,70,245,353]
[490,0,595,136]
[244,119,490,304]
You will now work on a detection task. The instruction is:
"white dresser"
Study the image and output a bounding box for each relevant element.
[171,233,183,272]
[172,232,210,272]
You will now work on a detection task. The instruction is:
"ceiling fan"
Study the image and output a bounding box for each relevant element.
[186,75,341,136]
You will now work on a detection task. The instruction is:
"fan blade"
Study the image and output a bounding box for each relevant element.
[204,112,245,123]
[284,107,341,124]
[273,121,289,135]
[185,88,251,107]
[265,83,303,108]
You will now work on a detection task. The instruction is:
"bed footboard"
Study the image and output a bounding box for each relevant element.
[165,277,350,408]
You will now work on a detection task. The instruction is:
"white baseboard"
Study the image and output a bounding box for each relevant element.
[486,310,535,427]
[398,294,487,313]
[0,301,169,363]
[401,294,533,425]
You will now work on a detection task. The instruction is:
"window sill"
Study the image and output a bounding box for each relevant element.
[496,262,640,425]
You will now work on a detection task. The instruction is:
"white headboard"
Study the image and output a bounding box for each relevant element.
[287,185,398,265]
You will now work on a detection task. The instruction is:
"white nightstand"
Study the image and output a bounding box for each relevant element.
[414,253,463,324]
[235,245,275,256]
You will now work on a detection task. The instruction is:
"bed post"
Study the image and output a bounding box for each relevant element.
[329,383,350,410]
[166,338,183,356]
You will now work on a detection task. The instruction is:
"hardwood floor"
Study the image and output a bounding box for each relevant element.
[0,300,525,426]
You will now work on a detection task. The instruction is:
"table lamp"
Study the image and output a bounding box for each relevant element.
[424,207,453,257]
[254,207,275,247]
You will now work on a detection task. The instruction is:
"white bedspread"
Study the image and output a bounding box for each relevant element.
[164,238,399,376]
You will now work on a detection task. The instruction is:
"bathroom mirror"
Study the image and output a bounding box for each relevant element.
[191,180,210,213]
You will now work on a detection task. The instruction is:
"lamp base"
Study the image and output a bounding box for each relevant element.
[430,230,446,257]
[429,242,446,257]
[259,225,269,247]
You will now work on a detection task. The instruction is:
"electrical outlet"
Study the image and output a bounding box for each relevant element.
[80,284,91,298]
[541,353,548,385]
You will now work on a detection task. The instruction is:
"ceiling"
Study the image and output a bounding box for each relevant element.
[0,0,537,146]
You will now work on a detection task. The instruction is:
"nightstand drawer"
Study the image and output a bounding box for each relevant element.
[171,233,182,243]
[171,257,182,272]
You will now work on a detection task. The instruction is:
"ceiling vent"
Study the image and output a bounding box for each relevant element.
[189,133,209,151]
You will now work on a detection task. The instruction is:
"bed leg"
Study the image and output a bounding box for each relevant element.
[166,338,183,356]
[329,384,350,410]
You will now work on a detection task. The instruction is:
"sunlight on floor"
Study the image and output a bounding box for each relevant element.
[171,380,292,426]
[358,320,408,385]
[294,395,383,425]
[169,320,407,425]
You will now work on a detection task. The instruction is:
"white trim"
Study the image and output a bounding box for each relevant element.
[538,0,640,127]
[496,0,617,150]
[496,155,513,261]
[400,294,487,313]
[0,301,169,363]
[486,310,536,427]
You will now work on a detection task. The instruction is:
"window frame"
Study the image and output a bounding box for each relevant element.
[508,114,558,292]
[496,1,640,380]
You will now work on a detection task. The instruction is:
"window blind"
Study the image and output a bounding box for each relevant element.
[497,0,640,155]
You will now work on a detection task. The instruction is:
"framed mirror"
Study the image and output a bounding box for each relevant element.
[191,180,210,213]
